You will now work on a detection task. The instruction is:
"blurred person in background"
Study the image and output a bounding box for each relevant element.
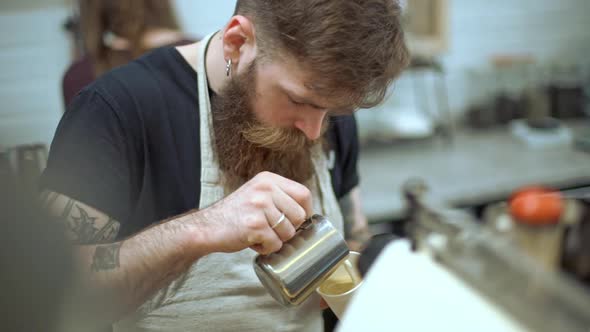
[62,0,194,107]
[40,0,409,330]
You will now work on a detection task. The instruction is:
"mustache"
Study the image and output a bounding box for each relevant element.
[241,118,329,152]
[241,124,311,152]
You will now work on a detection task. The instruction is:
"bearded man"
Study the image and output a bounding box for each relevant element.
[39,0,409,330]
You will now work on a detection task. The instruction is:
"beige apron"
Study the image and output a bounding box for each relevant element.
[115,32,343,332]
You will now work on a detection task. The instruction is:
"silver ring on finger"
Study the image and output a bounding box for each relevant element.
[272,213,286,229]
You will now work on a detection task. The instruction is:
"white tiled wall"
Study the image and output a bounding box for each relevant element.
[1,1,589,146]
[0,6,70,147]
[444,0,590,68]
[440,0,590,113]
[174,0,236,39]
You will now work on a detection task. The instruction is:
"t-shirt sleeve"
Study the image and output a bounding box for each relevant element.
[339,116,360,196]
[330,115,360,199]
[40,88,132,222]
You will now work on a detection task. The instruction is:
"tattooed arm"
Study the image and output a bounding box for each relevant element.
[38,172,317,323]
[39,191,121,245]
[40,191,206,323]
[339,187,372,252]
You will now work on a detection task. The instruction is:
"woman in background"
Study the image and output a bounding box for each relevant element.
[62,0,194,107]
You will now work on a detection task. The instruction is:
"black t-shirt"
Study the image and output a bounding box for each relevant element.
[40,47,360,239]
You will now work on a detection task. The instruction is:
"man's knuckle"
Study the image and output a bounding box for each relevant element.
[244,215,263,230]
[294,186,311,202]
[249,194,269,209]
[270,240,283,253]
[252,179,272,192]
[257,171,273,180]
[284,227,296,241]
[296,206,307,221]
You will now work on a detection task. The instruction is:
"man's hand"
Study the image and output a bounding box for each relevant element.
[193,172,314,255]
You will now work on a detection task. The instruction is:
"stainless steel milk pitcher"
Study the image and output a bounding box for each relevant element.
[253,214,350,306]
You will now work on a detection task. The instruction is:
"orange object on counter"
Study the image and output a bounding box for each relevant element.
[509,186,564,226]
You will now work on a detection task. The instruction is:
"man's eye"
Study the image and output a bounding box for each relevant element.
[288,97,306,107]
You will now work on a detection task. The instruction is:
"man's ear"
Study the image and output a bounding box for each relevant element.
[222,15,257,67]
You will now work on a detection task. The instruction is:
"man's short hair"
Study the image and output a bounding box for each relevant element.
[234,0,410,109]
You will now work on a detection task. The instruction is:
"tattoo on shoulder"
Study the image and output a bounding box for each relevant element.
[91,243,122,272]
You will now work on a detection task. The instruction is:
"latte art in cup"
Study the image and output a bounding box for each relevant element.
[319,279,356,295]
[316,251,363,319]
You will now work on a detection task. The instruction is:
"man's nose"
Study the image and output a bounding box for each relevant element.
[294,111,327,140]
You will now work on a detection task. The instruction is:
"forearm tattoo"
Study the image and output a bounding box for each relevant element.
[91,243,123,272]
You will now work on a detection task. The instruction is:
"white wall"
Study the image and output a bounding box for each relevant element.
[443,0,590,69]
[440,0,590,113]
[174,0,236,38]
[0,6,70,148]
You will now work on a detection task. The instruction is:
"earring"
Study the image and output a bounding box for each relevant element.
[225,59,232,77]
